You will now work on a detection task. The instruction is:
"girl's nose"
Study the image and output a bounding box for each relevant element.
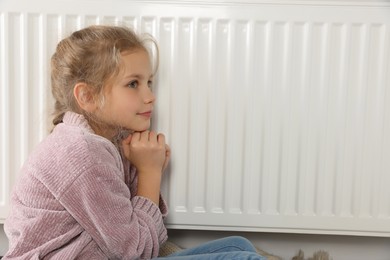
[144,87,156,104]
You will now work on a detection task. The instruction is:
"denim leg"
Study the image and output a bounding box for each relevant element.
[157,251,266,260]
[156,236,266,260]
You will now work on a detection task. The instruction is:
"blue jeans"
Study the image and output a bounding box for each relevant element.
[156,236,267,260]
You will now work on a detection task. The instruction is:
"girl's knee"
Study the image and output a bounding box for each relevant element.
[229,236,251,244]
[222,236,257,252]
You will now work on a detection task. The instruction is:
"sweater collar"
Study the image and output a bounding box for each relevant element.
[62,112,95,134]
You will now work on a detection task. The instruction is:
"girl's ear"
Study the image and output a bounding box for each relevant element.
[73,83,97,112]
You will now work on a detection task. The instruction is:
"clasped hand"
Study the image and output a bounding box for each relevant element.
[121,130,170,174]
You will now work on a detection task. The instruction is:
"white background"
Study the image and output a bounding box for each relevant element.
[1,0,390,259]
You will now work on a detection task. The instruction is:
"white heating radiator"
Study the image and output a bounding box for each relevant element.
[1,0,390,237]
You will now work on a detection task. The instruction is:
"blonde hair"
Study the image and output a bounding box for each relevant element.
[50,25,158,126]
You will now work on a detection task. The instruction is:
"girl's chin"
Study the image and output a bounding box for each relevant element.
[124,126,151,133]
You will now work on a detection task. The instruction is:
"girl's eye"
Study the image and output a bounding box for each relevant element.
[127,80,138,88]
[147,80,153,88]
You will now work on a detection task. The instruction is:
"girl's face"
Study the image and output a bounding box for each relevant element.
[94,49,155,137]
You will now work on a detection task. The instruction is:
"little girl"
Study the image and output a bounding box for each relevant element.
[4,25,265,259]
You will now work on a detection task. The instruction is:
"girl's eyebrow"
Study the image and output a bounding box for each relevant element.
[123,74,153,80]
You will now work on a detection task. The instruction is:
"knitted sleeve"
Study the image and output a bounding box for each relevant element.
[125,164,169,218]
[58,164,167,259]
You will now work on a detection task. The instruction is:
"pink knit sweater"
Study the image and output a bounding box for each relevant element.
[4,112,168,259]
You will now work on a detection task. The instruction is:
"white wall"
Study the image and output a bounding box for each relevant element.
[2,0,390,236]
[2,226,390,259]
[1,0,389,258]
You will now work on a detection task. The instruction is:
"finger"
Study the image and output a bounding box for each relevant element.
[165,144,171,159]
[157,133,165,146]
[149,130,157,142]
[162,144,171,172]
[140,130,150,141]
[165,144,171,154]
[122,133,133,145]
[131,132,141,143]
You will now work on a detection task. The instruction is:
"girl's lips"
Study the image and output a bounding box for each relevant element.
[137,111,152,118]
